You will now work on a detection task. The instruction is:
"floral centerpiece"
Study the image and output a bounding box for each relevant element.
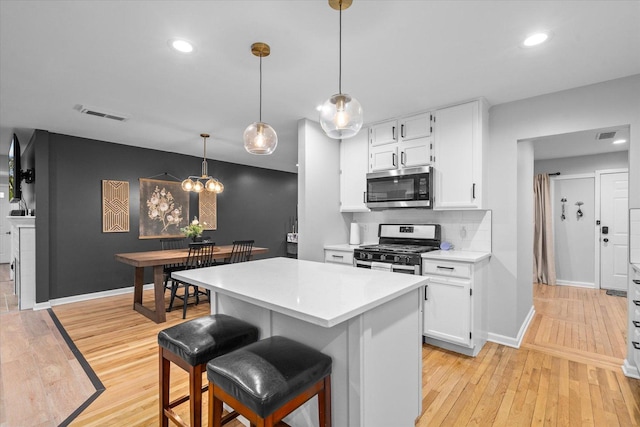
[181,217,205,241]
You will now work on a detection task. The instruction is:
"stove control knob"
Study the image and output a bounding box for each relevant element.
[380,254,386,261]
[394,255,400,263]
[367,253,373,260]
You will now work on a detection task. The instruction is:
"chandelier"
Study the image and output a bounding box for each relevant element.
[181,133,224,193]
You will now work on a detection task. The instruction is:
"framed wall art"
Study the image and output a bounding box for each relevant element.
[198,190,217,230]
[102,180,130,233]
[139,178,188,239]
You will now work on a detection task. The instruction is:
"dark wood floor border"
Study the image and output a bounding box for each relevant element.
[46,308,105,427]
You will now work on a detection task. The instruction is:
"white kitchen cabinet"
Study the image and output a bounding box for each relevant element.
[631,266,640,370]
[340,129,370,212]
[324,247,355,265]
[422,255,489,356]
[8,216,36,310]
[369,113,433,172]
[433,99,488,209]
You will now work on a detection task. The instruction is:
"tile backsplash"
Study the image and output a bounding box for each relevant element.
[352,209,492,252]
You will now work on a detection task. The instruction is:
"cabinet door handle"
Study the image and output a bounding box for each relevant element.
[363,191,367,203]
[392,126,396,140]
[472,183,476,199]
[633,279,640,284]
[633,320,640,328]
[401,151,406,165]
[424,284,428,301]
[401,124,405,138]
[436,266,454,270]
[331,255,344,260]
[634,300,640,306]
[392,153,397,167]
[633,341,640,350]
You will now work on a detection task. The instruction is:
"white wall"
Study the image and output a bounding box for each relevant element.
[535,151,628,175]
[552,176,596,287]
[297,119,350,262]
[488,74,640,356]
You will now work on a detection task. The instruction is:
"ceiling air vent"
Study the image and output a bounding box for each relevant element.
[76,105,129,122]
[596,131,616,140]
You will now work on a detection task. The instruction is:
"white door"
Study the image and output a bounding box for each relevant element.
[600,172,628,290]
[0,184,10,264]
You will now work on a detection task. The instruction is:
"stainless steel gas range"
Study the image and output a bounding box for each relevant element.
[354,224,441,275]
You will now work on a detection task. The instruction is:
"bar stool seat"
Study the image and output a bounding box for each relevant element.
[207,335,332,427]
[158,314,259,427]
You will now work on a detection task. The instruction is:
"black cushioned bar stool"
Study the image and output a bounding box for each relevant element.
[158,314,259,427]
[206,335,332,427]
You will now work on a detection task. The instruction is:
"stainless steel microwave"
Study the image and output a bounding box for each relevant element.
[365,166,433,209]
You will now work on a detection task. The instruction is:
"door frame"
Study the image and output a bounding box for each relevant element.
[594,168,628,289]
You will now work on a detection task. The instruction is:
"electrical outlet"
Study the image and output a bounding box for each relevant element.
[460,226,467,239]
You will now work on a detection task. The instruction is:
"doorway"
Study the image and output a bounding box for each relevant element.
[550,170,628,289]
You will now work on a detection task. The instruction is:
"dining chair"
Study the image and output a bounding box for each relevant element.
[222,240,255,264]
[168,241,215,319]
[160,238,187,294]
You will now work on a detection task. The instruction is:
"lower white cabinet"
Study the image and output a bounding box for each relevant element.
[631,266,640,370]
[8,216,36,310]
[324,248,354,265]
[422,256,488,356]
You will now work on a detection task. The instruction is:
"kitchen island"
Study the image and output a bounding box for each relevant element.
[172,257,427,427]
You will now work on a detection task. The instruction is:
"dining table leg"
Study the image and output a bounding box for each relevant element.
[132,265,167,323]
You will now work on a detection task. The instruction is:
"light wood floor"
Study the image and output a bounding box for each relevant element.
[1,279,639,426]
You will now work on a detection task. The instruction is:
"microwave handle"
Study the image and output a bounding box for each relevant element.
[363,191,367,203]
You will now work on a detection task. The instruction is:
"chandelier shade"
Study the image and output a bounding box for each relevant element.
[181,133,224,194]
[319,0,363,140]
[244,42,277,155]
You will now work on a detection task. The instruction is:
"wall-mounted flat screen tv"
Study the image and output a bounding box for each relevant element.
[9,133,21,203]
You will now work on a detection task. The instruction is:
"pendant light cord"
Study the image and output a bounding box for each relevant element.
[338,0,342,94]
[259,54,263,122]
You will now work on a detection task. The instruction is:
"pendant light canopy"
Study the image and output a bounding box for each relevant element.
[244,42,278,155]
[181,133,224,194]
[319,0,363,140]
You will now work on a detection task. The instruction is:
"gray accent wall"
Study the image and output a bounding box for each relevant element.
[24,130,297,302]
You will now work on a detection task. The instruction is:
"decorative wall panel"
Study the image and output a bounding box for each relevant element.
[102,180,130,233]
[199,191,217,230]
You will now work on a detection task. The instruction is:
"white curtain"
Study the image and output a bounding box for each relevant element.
[533,174,557,285]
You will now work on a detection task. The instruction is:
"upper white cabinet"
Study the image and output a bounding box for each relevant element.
[340,129,370,212]
[369,113,433,172]
[433,99,488,209]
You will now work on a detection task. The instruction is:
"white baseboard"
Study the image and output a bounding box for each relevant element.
[487,305,535,349]
[32,283,155,310]
[556,279,596,289]
[622,359,640,379]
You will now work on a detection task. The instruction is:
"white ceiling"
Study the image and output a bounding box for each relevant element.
[1,1,639,173]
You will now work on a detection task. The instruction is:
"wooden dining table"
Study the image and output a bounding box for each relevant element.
[114,245,268,323]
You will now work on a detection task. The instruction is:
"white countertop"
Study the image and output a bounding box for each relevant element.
[172,257,427,328]
[422,250,491,263]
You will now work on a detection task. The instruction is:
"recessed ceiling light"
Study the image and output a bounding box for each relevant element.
[523,32,550,47]
[169,39,194,53]
[613,139,627,144]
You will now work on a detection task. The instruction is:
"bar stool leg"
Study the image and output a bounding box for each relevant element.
[189,363,204,427]
[159,347,170,427]
[319,376,332,427]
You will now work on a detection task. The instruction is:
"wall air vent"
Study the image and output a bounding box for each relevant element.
[596,131,616,140]
[76,105,129,122]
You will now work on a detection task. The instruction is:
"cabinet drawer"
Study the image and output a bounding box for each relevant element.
[422,260,471,279]
[324,250,354,265]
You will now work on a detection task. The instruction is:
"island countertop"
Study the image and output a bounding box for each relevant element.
[172,257,427,328]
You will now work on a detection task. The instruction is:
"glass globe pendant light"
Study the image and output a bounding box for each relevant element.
[319,0,363,139]
[181,133,224,194]
[244,42,278,155]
